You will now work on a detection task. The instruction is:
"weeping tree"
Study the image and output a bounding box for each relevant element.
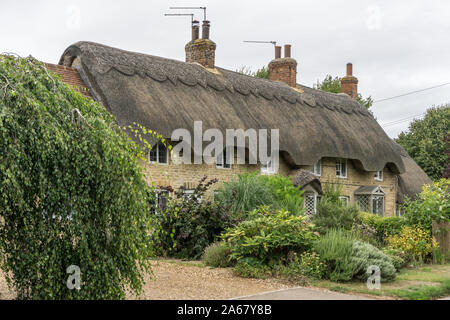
[0,55,154,299]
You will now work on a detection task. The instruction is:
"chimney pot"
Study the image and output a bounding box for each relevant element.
[346,63,353,76]
[202,20,210,39]
[284,44,291,58]
[275,46,281,59]
[341,62,358,99]
[192,20,200,41]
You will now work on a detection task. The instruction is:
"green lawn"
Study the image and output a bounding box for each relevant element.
[310,264,450,300]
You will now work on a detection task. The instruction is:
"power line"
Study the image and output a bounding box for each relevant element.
[373,82,450,103]
[381,112,425,126]
[381,113,426,128]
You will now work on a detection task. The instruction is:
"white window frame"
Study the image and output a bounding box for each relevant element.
[336,159,347,178]
[149,142,169,165]
[156,190,170,210]
[339,196,350,207]
[216,149,231,170]
[374,170,383,181]
[183,189,202,204]
[304,192,319,215]
[261,159,277,175]
[310,159,322,176]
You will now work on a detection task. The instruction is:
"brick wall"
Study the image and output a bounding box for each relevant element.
[185,39,216,69]
[268,58,297,88]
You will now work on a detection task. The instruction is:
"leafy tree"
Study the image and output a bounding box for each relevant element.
[313,75,373,110]
[236,66,269,79]
[0,55,154,299]
[396,105,450,180]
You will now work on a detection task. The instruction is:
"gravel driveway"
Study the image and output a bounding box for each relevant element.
[0,259,292,300]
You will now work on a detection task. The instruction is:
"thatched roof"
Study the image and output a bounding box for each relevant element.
[59,41,405,173]
[292,170,323,194]
[392,142,432,202]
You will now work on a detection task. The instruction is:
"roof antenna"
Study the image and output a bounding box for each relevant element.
[164,13,195,23]
[244,40,280,58]
[169,6,207,21]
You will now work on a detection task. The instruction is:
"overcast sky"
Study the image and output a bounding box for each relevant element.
[1,0,449,138]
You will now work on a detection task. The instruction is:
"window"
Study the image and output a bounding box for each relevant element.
[374,170,383,181]
[372,195,384,216]
[149,142,168,165]
[336,159,347,178]
[310,159,322,176]
[396,204,403,217]
[339,196,350,207]
[216,149,231,169]
[150,189,170,213]
[183,189,202,203]
[304,193,318,215]
[261,158,277,175]
[356,195,371,212]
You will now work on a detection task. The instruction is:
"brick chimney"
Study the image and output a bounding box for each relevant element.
[185,20,216,69]
[268,44,297,87]
[340,63,358,99]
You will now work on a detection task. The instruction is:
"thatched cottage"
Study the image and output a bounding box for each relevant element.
[48,20,431,216]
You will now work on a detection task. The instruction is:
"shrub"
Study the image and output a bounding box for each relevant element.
[386,226,438,262]
[313,229,357,281]
[259,174,305,215]
[314,230,396,282]
[312,200,361,234]
[351,241,397,282]
[221,207,317,264]
[0,55,153,299]
[150,177,235,259]
[402,179,450,235]
[359,212,407,244]
[296,251,326,279]
[233,257,272,279]
[202,242,234,268]
[215,173,305,219]
[214,172,275,218]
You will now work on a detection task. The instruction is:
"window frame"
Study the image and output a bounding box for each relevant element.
[336,159,347,178]
[374,170,383,181]
[183,189,202,204]
[310,159,322,176]
[149,142,169,165]
[339,196,350,207]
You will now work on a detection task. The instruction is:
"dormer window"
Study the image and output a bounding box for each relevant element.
[374,170,383,181]
[149,142,168,165]
[336,159,347,178]
[310,159,322,176]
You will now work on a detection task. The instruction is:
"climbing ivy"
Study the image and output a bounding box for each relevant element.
[0,55,154,299]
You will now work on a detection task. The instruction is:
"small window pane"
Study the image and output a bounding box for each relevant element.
[149,147,158,163]
[158,143,168,164]
[373,196,384,216]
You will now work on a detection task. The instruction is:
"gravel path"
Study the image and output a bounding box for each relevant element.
[0,260,292,300]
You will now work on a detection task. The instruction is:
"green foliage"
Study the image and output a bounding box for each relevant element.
[402,179,450,235]
[386,226,438,263]
[313,230,396,282]
[391,278,450,300]
[396,105,450,180]
[351,241,397,282]
[359,212,407,243]
[215,172,304,218]
[221,207,317,265]
[150,177,235,260]
[382,247,408,270]
[259,174,305,215]
[313,74,373,110]
[202,242,234,268]
[292,251,326,279]
[233,257,272,279]
[0,55,153,299]
[312,200,361,234]
[236,66,269,79]
[321,180,344,204]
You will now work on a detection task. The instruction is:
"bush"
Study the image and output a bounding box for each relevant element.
[233,258,272,279]
[386,226,438,263]
[221,207,317,264]
[402,179,450,235]
[150,177,235,259]
[359,212,407,244]
[0,56,153,299]
[215,173,305,219]
[313,229,357,281]
[312,200,361,234]
[294,251,326,279]
[313,230,396,282]
[202,242,234,268]
[214,172,275,218]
